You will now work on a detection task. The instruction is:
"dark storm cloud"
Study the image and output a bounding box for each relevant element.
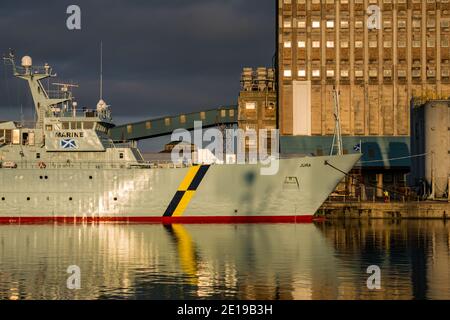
[0,0,275,125]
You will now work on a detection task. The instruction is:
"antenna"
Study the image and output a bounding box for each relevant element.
[100,41,103,100]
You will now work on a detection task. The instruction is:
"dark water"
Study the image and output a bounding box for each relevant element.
[0,220,449,300]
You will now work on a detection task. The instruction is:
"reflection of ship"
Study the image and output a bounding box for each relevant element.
[0,52,360,223]
[0,223,335,299]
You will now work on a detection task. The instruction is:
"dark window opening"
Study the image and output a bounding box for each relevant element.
[22,132,29,146]
[119,153,124,159]
[36,153,41,159]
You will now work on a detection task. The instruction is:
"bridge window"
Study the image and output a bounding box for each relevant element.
[62,122,70,129]
[45,125,53,131]
[71,122,81,130]
[83,122,94,129]
[165,118,171,126]
[229,109,234,117]
[145,121,152,129]
[36,153,40,159]
[180,115,186,124]
[119,153,124,159]
[200,112,206,120]
[221,110,226,117]
[127,125,132,134]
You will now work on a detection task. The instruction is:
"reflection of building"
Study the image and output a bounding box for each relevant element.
[276,0,450,196]
[238,67,277,155]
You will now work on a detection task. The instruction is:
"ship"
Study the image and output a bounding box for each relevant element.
[0,52,361,224]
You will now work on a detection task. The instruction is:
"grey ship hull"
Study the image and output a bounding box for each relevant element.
[0,154,360,223]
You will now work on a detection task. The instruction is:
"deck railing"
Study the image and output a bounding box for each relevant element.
[0,160,193,170]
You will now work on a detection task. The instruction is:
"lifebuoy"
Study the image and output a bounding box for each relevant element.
[38,162,46,169]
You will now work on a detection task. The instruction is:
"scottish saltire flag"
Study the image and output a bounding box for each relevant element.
[60,139,77,149]
[353,143,361,152]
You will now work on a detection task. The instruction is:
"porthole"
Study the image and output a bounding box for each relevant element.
[69,197,73,201]
[1,197,5,201]
[89,176,93,179]
[27,197,30,201]
[113,197,117,201]
[40,176,43,179]
[45,176,48,179]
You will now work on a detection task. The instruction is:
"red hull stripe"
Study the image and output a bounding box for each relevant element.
[0,215,321,224]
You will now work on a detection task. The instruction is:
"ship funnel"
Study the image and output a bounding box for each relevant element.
[21,56,32,68]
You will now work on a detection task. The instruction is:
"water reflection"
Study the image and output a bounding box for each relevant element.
[0,220,449,300]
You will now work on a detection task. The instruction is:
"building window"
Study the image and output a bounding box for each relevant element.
[298,69,306,77]
[341,41,349,48]
[284,41,292,48]
[283,69,292,77]
[341,21,349,29]
[298,41,306,48]
[312,41,321,48]
[245,102,256,110]
[326,21,334,28]
[326,70,335,77]
[312,21,320,29]
[312,70,321,77]
[297,20,306,28]
[326,41,334,48]
[283,19,292,28]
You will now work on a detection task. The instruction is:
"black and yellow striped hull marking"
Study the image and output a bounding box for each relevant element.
[163,165,210,217]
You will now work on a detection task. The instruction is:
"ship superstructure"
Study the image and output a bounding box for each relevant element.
[0,52,360,223]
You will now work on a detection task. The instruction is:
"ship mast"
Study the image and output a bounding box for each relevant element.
[3,50,72,129]
[100,41,103,101]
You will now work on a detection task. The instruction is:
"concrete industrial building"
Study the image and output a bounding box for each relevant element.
[276,0,450,196]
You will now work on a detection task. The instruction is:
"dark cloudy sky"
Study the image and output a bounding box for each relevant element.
[0,0,275,150]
